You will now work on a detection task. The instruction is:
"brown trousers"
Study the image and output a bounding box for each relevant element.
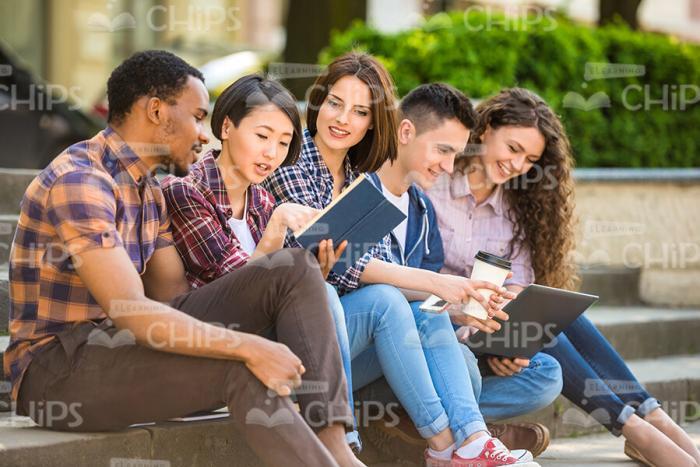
[17,249,352,467]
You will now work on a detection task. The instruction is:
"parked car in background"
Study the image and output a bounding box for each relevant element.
[0,43,103,170]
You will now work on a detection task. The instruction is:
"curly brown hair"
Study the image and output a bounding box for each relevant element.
[459,88,579,290]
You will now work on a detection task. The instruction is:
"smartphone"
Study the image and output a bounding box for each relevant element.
[419,295,449,313]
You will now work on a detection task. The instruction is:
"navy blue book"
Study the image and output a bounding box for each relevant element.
[293,174,406,275]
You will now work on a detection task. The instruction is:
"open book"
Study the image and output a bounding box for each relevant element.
[293,174,406,275]
[127,408,229,427]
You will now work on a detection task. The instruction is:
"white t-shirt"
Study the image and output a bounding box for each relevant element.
[381,182,410,257]
[227,194,257,255]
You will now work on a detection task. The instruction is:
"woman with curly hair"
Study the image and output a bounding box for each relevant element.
[427,87,700,467]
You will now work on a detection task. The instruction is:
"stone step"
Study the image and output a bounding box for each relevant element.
[0,168,37,215]
[0,214,18,268]
[578,266,642,306]
[537,419,700,466]
[0,336,8,411]
[359,353,700,465]
[2,353,697,466]
[587,306,700,359]
[505,353,700,439]
[1,269,8,333]
[0,413,261,467]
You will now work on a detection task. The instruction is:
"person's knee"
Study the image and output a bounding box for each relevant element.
[415,312,459,351]
[530,353,563,408]
[222,359,270,406]
[415,305,453,332]
[285,247,317,266]
[461,344,483,400]
[265,249,329,312]
[363,284,411,319]
[324,282,345,324]
[255,248,320,281]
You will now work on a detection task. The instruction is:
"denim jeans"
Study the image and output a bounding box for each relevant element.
[323,283,360,447]
[343,289,487,447]
[542,314,660,436]
[354,325,562,424]
[461,347,563,422]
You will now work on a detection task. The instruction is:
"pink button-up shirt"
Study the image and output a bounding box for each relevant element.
[426,171,535,287]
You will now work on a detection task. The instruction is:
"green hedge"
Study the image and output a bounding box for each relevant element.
[320,11,700,167]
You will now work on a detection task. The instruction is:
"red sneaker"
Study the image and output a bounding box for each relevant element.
[452,438,540,467]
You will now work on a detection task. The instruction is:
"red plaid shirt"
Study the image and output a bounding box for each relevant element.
[162,150,274,288]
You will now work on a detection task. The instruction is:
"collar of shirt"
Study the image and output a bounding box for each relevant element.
[190,149,268,221]
[300,128,357,203]
[449,170,504,216]
[102,126,157,186]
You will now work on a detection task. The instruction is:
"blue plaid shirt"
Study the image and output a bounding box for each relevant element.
[263,128,392,294]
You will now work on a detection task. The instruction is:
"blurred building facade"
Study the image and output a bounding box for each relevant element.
[0,0,286,110]
[1,0,697,111]
[444,0,700,42]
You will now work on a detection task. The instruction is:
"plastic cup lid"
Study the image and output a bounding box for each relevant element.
[475,250,512,270]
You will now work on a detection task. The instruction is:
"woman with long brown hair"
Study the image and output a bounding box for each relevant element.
[427,87,700,467]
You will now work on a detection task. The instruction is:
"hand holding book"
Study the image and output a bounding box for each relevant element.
[316,239,348,279]
[292,174,406,275]
[266,203,348,279]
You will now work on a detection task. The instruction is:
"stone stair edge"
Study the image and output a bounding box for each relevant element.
[0,354,698,465]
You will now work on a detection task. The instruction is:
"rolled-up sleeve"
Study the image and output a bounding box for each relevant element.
[155,192,175,250]
[46,170,123,257]
[329,234,393,295]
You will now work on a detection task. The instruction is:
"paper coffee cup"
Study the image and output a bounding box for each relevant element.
[463,250,512,319]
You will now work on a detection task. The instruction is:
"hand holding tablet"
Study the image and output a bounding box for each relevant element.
[466,284,599,358]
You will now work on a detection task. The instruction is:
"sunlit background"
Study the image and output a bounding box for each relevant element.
[0,0,699,305]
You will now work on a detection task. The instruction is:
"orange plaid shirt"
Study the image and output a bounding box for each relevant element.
[4,127,174,400]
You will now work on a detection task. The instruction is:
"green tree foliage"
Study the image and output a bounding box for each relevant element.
[320,11,700,167]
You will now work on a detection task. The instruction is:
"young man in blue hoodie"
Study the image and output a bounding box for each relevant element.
[360,83,563,461]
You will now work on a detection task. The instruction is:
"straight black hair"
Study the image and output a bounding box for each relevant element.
[210,74,302,166]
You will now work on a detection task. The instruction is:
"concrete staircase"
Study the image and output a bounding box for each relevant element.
[1,168,699,466]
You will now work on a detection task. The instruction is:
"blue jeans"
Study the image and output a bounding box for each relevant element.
[542,314,660,436]
[354,326,561,424]
[323,283,360,447]
[344,289,486,447]
[461,347,562,421]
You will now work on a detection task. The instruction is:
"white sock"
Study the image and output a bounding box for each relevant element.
[427,443,455,460]
[455,433,491,459]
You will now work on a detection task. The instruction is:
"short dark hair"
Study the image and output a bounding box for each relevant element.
[400,83,476,134]
[210,74,302,166]
[107,50,204,125]
[306,52,399,173]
